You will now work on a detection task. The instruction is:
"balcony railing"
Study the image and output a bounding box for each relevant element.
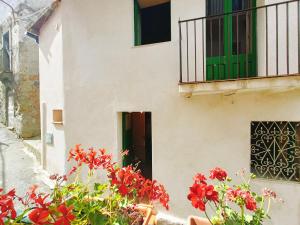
[0,47,11,74]
[179,0,300,84]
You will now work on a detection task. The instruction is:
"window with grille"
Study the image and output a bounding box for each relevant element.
[251,121,300,182]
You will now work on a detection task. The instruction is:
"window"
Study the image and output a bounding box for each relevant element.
[251,121,300,182]
[134,0,171,46]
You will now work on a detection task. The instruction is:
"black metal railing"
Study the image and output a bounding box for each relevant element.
[179,0,300,83]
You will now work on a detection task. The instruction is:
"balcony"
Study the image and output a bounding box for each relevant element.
[178,0,300,96]
[0,47,12,82]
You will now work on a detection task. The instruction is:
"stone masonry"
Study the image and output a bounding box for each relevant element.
[0,0,51,138]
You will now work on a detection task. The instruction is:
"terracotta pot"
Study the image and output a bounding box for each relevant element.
[188,216,211,225]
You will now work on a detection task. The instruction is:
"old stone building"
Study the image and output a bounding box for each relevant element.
[0,0,50,138]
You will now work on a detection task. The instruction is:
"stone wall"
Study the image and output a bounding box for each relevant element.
[14,73,40,138]
[0,0,50,137]
[0,82,7,125]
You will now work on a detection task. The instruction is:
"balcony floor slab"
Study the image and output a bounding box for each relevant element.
[179,74,300,97]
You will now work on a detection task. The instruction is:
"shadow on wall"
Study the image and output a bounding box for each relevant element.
[39,13,62,63]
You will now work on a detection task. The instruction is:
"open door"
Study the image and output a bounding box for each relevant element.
[206,0,256,80]
[122,112,152,179]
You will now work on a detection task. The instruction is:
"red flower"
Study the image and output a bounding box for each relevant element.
[193,173,207,184]
[209,167,228,181]
[68,166,77,176]
[187,183,207,211]
[0,189,17,222]
[54,204,75,225]
[244,194,257,211]
[205,185,218,202]
[28,208,50,225]
[188,174,219,211]
[68,145,114,172]
[226,188,257,211]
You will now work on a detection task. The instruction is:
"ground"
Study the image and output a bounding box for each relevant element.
[0,123,48,204]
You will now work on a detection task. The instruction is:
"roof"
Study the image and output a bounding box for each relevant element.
[27,0,61,36]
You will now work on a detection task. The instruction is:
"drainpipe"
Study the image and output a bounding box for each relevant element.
[41,102,47,169]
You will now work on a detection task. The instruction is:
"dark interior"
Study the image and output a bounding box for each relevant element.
[140,2,171,45]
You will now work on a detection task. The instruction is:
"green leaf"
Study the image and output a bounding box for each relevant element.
[89,212,108,225]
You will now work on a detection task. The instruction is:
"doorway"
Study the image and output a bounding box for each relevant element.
[206,0,257,80]
[2,32,10,72]
[122,112,152,179]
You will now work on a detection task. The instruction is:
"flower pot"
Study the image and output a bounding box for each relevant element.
[188,216,211,225]
[136,204,157,225]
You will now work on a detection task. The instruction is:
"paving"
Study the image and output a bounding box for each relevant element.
[0,124,49,202]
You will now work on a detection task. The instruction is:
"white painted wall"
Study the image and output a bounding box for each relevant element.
[39,5,65,175]
[39,0,300,224]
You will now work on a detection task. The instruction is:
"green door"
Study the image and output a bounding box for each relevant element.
[122,112,132,166]
[206,0,257,81]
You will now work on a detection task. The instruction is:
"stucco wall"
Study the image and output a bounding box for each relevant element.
[39,5,66,175]
[39,0,300,224]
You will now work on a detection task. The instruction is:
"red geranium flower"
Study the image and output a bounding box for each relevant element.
[209,167,228,181]
[193,173,207,184]
[28,208,50,225]
[54,204,75,225]
[227,188,257,211]
[0,189,17,223]
[187,183,207,211]
[205,185,218,202]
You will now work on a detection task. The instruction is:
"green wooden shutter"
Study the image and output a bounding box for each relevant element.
[134,0,142,46]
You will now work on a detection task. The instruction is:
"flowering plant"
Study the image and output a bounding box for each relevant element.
[0,145,169,225]
[187,167,280,225]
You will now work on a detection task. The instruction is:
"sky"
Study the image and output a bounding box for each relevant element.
[0,0,23,22]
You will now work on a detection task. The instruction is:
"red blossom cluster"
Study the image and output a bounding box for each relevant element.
[138,179,170,210]
[209,167,228,181]
[187,173,218,211]
[227,188,257,211]
[109,166,169,209]
[68,145,115,171]
[24,185,75,225]
[68,145,170,210]
[0,189,17,225]
[188,167,259,214]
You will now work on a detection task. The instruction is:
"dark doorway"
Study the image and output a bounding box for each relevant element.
[122,112,152,179]
[2,32,10,71]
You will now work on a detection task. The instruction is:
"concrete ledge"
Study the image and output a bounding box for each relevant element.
[157,213,186,225]
[179,74,300,97]
[23,137,42,164]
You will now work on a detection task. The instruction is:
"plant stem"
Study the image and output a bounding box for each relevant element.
[266,198,271,215]
[241,206,245,225]
[204,210,214,225]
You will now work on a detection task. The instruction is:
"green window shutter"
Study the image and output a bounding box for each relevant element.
[134,0,142,46]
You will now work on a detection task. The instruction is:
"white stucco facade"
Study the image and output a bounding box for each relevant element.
[38,0,300,224]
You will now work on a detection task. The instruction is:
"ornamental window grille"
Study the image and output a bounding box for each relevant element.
[251,121,300,182]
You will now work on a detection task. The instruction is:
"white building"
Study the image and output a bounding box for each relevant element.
[30,0,300,224]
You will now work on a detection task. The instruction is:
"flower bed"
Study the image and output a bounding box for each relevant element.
[0,145,169,225]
